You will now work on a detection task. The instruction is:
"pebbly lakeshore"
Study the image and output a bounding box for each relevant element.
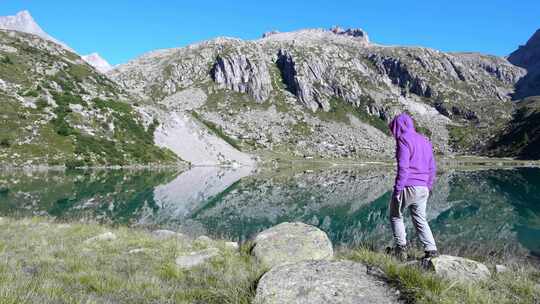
[0,217,538,304]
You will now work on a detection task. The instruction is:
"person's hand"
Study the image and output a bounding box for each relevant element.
[393,189,402,201]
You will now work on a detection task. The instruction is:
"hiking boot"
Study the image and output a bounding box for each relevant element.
[420,250,439,268]
[385,245,408,261]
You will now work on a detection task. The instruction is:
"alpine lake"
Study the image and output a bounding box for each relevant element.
[1,162,539,264]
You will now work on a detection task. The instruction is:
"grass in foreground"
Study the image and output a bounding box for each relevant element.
[0,217,263,304]
[0,218,538,304]
[339,247,540,304]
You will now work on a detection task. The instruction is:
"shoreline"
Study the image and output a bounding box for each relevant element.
[1,155,539,172]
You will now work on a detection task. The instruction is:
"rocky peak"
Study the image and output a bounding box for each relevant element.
[260,28,370,46]
[0,10,35,31]
[330,26,369,42]
[508,29,540,68]
[508,28,540,99]
[262,30,280,38]
[82,52,113,73]
[0,10,73,52]
[526,29,540,48]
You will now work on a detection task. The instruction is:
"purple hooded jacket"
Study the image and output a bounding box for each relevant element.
[389,113,436,196]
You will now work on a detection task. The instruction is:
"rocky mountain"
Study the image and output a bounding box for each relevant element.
[110,27,527,160]
[485,29,540,159]
[0,29,178,167]
[1,9,538,165]
[0,11,256,167]
[82,52,113,73]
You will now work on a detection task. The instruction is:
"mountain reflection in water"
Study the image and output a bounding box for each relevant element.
[0,166,538,261]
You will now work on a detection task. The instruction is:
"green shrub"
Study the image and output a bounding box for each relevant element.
[416,125,432,139]
[0,138,11,148]
[0,55,12,64]
[35,98,49,109]
[65,159,86,169]
[54,120,75,136]
[22,90,39,97]
[148,118,160,139]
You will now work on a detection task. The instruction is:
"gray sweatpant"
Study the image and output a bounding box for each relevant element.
[389,186,437,251]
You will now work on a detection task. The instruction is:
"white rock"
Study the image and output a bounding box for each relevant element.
[224,241,239,250]
[495,264,508,274]
[175,247,221,269]
[84,232,117,244]
[128,248,146,254]
[151,229,185,240]
[429,255,491,283]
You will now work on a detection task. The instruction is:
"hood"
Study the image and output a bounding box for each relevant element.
[388,113,415,139]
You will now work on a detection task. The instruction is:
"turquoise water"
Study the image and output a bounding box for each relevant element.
[0,166,538,260]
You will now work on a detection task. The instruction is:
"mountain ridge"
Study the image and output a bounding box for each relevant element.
[109,26,529,159]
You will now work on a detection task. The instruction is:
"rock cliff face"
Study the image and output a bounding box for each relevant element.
[211,52,272,102]
[110,27,527,159]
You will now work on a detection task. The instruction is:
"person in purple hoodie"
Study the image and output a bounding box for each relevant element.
[387,113,438,261]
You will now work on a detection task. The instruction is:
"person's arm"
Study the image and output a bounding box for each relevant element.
[394,137,410,197]
[427,144,436,191]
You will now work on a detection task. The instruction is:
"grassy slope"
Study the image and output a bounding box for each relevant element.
[489,96,540,160]
[0,31,178,167]
[0,218,538,304]
[0,217,263,304]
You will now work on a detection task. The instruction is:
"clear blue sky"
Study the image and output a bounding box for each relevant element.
[1,0,539,65]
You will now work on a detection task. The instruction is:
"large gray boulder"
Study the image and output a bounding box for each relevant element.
[429,255,491,283]
[254,260,399,304]
[252,222,333,268]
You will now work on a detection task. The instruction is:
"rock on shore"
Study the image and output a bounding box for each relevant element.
[429,255,491,283]
[251,222,333,268]
[254,260,399,304]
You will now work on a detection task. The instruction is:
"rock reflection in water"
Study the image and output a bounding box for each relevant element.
[0,166,538,261]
